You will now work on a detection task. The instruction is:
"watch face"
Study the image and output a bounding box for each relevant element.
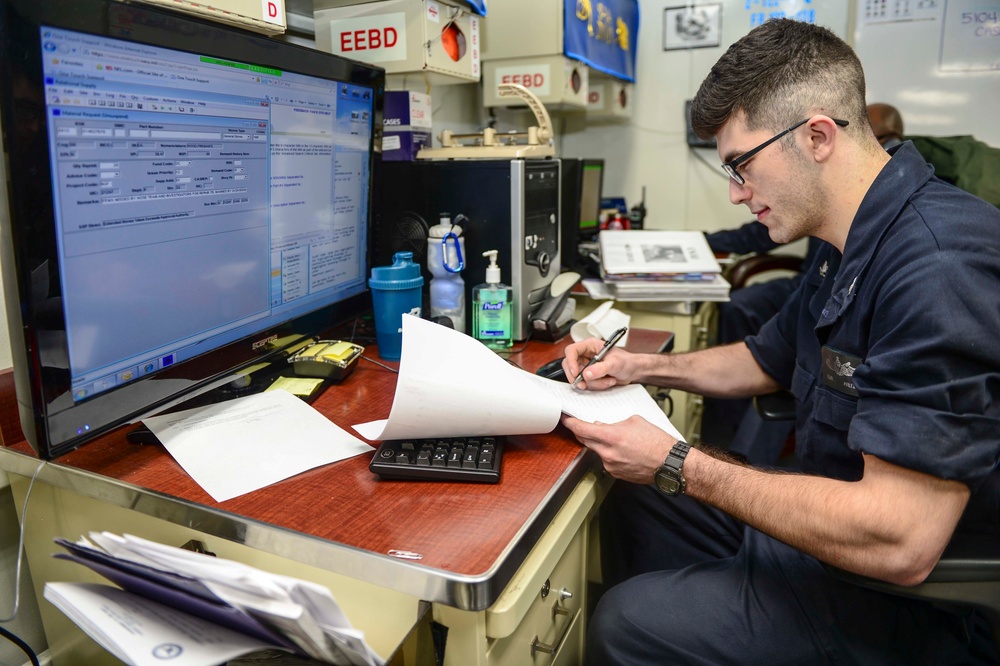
[655,469,682,495]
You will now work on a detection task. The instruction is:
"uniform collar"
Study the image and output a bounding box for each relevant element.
[816,142,934,327]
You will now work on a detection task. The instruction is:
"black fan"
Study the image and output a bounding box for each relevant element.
[373,210,430,280]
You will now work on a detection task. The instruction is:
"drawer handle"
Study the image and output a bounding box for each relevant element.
[530,601,574,658]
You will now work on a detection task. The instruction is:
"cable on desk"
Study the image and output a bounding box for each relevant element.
[0,460,45,666]
[499,328,534,356]
[0,460,45,624]
[653,389,674,418]
[360,355,400,373]
[0,625,40,666]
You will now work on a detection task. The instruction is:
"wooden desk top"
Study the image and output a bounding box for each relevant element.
[0,327,672,610]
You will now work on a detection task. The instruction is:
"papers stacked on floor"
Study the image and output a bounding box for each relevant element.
[44,532,383,666]
[599,230,730,302]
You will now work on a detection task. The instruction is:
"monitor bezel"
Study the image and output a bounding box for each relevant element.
[0,0,385,458]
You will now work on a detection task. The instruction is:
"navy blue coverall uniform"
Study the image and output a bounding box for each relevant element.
[703,222,823,461]
[588,142,1000,665]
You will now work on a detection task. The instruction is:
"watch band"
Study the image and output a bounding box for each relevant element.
[664,441,691,473]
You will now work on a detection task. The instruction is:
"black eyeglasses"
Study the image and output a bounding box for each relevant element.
[722,117,849,185]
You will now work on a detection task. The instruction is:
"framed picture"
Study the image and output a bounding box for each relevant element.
[664,4,722,50]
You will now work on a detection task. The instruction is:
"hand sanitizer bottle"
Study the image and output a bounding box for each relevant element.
[473,250,513,349]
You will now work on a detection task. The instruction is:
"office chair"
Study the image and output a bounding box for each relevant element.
[727,253,804,290]
[753,393,1000,649]
[831,532,1000,647]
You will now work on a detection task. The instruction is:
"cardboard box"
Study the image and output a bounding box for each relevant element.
[480,0,563,61]
[130,0,287,35]
[315,0,481,86]
[482,56,589,110]
[381,91,432,161]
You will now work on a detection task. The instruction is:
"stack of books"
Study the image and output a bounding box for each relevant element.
[598,230,730,302]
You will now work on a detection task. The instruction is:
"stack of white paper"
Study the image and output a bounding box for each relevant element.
[45,532,383,666]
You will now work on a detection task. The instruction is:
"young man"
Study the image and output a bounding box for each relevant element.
[561,19,1000,664]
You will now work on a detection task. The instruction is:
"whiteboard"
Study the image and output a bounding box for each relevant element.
[854,0,1000,147]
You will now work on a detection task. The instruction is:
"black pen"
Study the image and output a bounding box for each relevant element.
[572,326,628,387]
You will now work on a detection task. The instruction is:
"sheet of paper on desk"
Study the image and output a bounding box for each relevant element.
[143,389,372,502]
[352,314,562,441]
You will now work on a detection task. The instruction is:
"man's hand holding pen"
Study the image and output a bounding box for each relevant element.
[560,329,678,482]
[563,327,637,390]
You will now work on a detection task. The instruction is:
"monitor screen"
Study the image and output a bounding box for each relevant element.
[578,160,604,232]
[0,0,384,458]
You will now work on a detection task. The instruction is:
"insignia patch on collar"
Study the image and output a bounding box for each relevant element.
[821,346,861,396]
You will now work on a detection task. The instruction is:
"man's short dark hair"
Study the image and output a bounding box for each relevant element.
[690,19,868,140]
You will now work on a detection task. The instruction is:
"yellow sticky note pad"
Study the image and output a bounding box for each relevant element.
[322,341,356,362]
[267,376,324,397]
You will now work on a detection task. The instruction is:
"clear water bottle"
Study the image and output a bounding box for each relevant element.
[427,213,466,332]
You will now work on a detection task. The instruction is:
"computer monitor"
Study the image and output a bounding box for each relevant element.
[559,158,604,271]
[577,160,604,235]
[0,0,384,458]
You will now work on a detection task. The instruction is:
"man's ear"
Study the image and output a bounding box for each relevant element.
[806,115,839,164]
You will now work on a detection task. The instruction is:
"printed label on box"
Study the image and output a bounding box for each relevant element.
[382,135,402,151]
[326,12,408,63]
[427,0,441,23]
[470,16,480,78]
[261,0,284,25]
[408,92,432,128]
[494,63,552,96]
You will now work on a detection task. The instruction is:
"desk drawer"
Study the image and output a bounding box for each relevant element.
[487,528,585,666]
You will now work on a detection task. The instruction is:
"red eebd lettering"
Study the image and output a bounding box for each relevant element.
[343,27,397,52]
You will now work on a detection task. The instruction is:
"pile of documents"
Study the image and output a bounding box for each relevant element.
[44,532,382,666]
[598,230,730,301]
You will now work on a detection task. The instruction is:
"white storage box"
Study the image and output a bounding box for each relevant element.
[482,56,588,110]
[314,0,481,85]
[131,0,286,35]
[587,75,632,120]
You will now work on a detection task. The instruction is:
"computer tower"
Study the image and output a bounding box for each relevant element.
[372,158,561,340]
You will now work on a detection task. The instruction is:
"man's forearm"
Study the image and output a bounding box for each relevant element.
[633,342,781,399]
[683,448,969,585]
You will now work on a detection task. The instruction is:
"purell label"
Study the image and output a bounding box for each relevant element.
[481,302,504,310]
